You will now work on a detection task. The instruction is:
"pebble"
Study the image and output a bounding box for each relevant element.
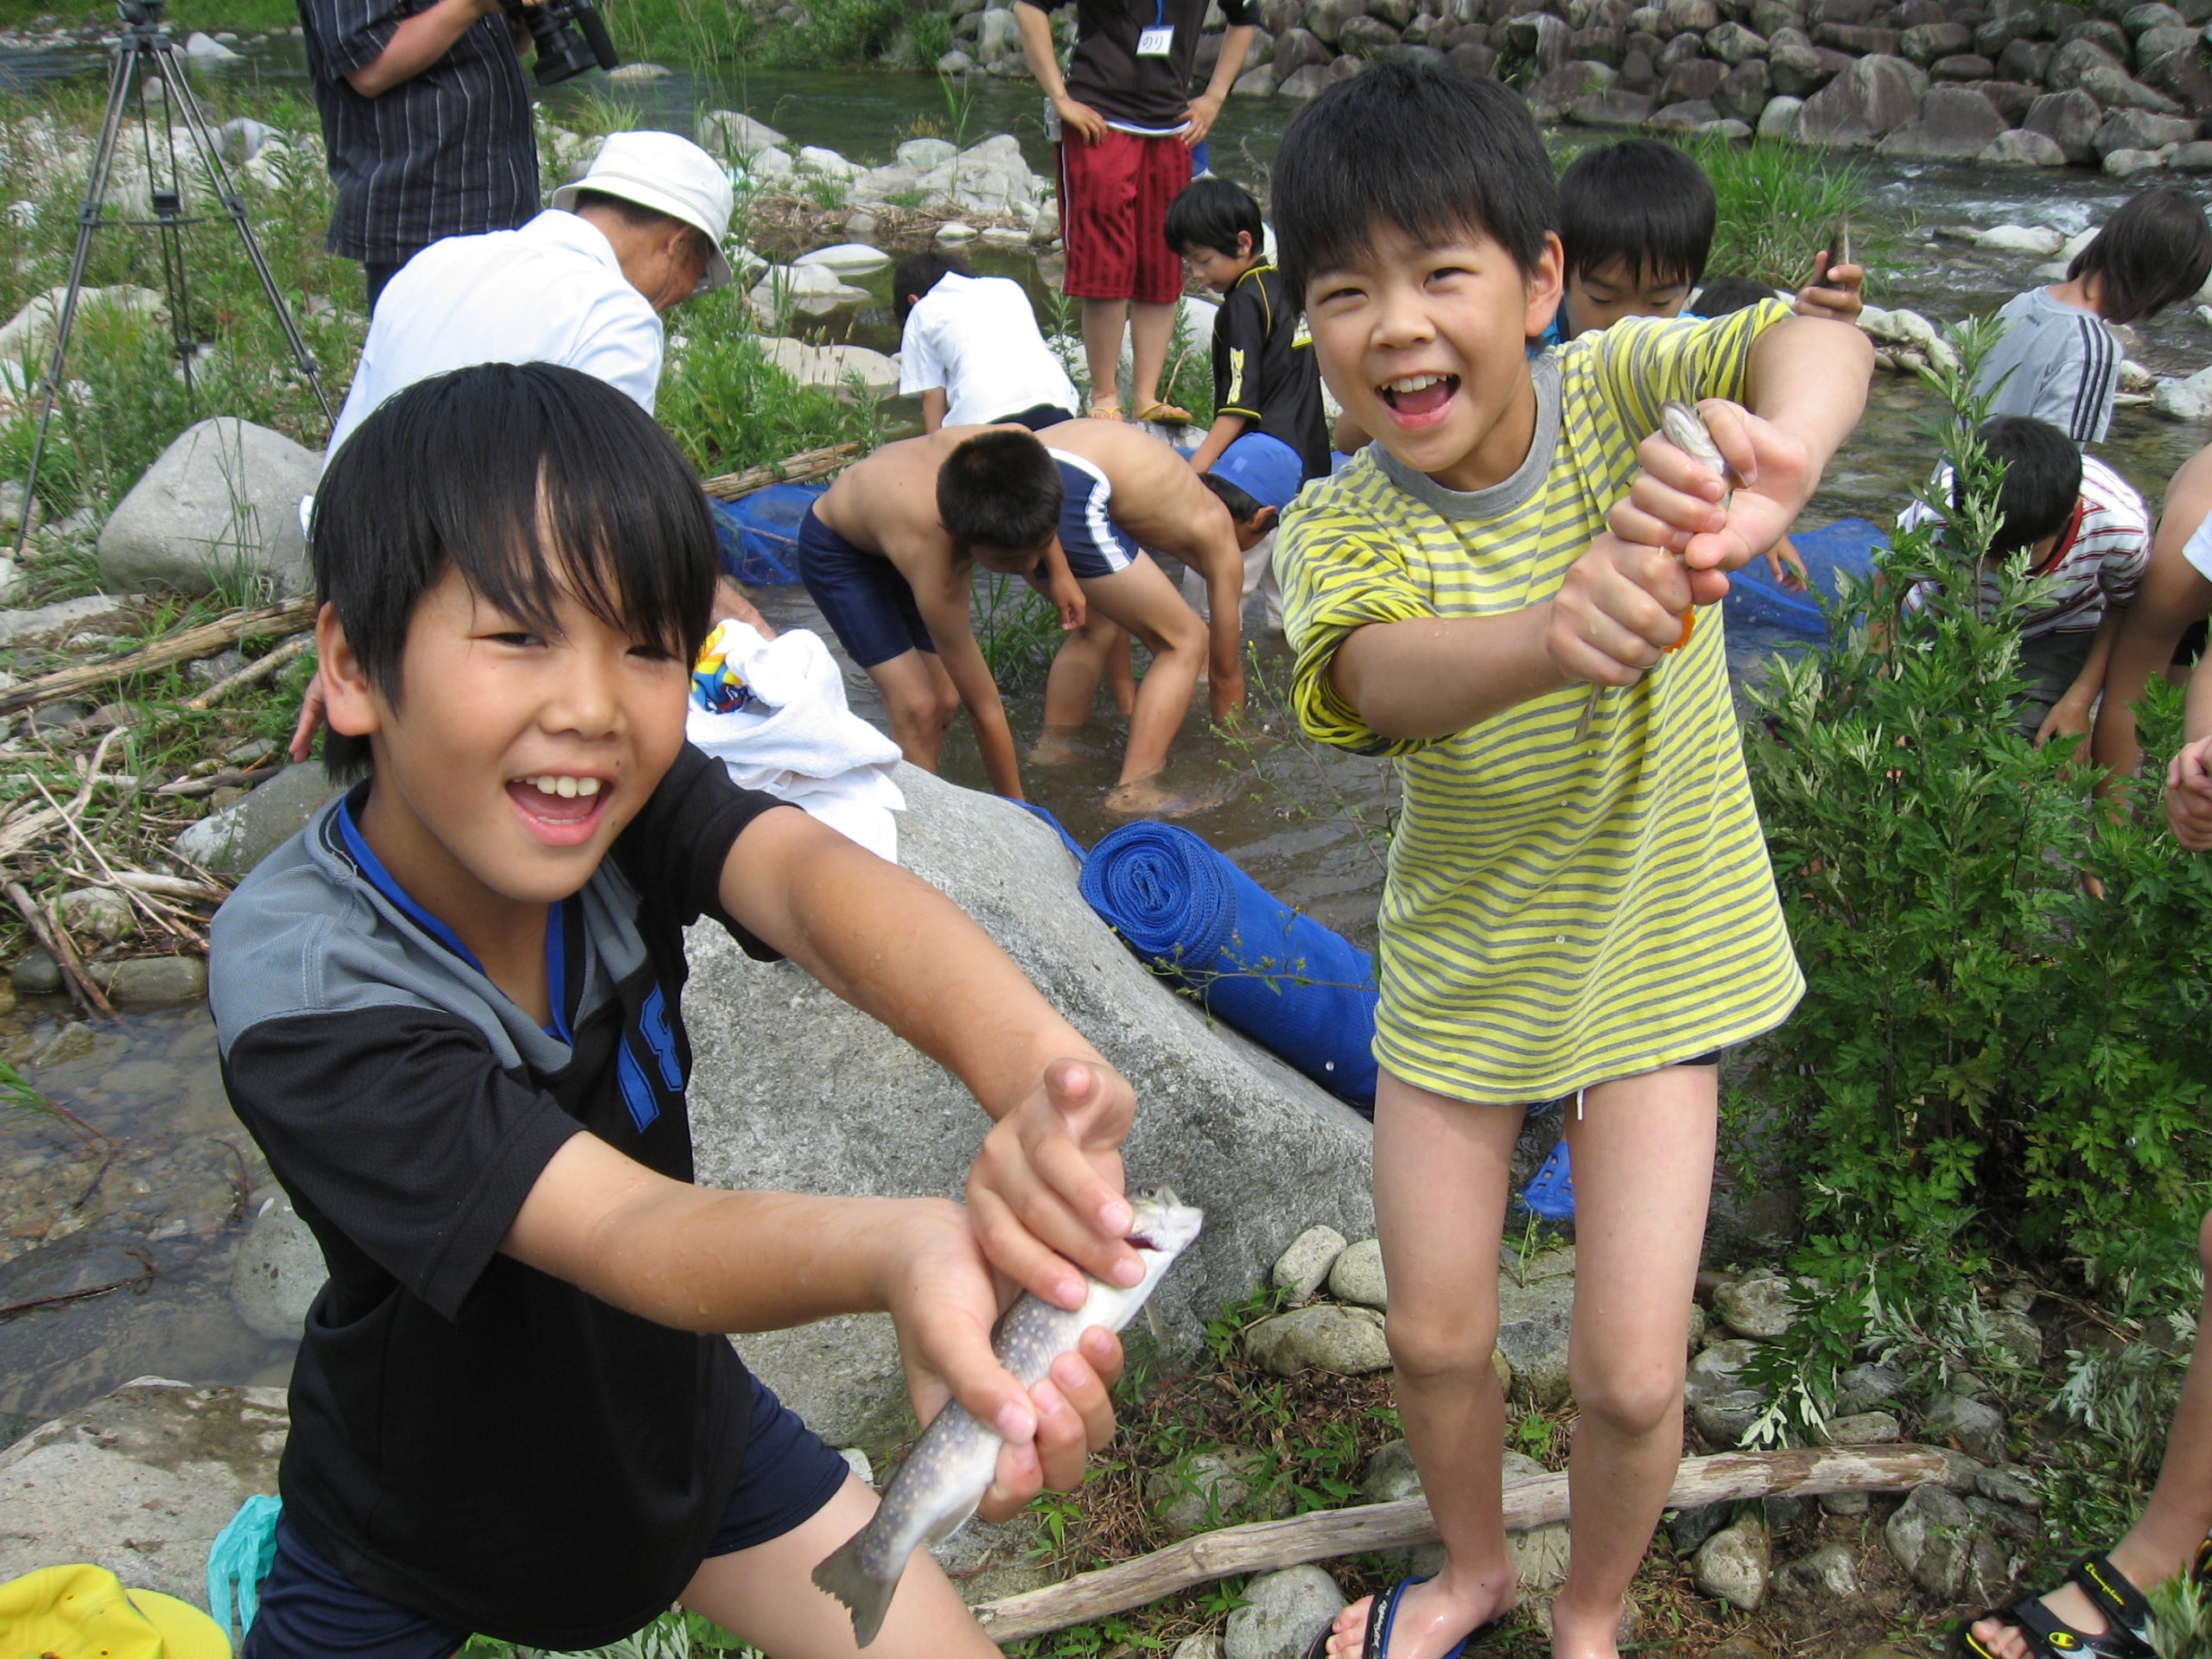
[1685,1338,1758,1403]
[1693,1389,1766,1446]
[1326,1236,1386,1309]
[1243,1304,1390,1376]
[228,1193,328,1340]
[1360,1438,1421,1503]
[1816,1409,1901,1445]
[1925,1391,2008,1463]
[1974,1464,2043,1511]
[1172,1637,1222,1659]
[1694,1514,1770,1611]
[97,955,207,1006]
[934,220,978,243]
[55,886,133,944]
[10,947,60,995]
[838,1447,874,1485]
[1148,1447,1268,1534]
[1668,1501,1732,1552]
[1885,1483,1995,1597]
[1223,1564,1344,1659]
[1973,223,2066,255]
[1833,1361,1905,1415]
[1270,1224,1347,1301]
[1773,1540,1860,1600]
[1821,1489,1870,1515]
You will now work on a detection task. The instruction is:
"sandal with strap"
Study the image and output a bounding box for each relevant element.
[1086,399,1124,421]
[1135,400,1193,424]
[1301,1574,1503,1659]
[1958,1554,2158,1659]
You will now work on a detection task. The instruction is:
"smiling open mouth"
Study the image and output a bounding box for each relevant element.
[1378,372,1459,418]
[506,773,607,828]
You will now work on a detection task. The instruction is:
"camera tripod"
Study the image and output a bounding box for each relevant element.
[13,0,333,558]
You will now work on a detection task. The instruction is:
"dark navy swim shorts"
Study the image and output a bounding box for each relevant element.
[240,1376,850,1659]
[1046,450,1146,581]
[797,505,936,669]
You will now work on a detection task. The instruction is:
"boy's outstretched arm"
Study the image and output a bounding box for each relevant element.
[505,1145,1122,1520]
[723,804,1142,1311]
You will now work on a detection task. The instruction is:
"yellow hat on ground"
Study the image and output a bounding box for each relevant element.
[0,1563,232,1659]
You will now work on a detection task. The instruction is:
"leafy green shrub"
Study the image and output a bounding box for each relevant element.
[1732,320,2212,1433]
[653,285,884,479]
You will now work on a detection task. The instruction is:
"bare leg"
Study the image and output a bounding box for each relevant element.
[1129,299,1178,415]
[1082,298,1128,413]
[1319,1069,1522,1659]
[1106,632,1138,715]
[1549,1063,1717,1659]
[868,649,962,773]
[1079,559,1210,810]
[1970,1210,2212,1658]
[680,1477,999,1658]
[1038,611,1127,761]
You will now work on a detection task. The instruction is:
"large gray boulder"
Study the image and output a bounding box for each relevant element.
[1796,54,1927,143]
[175,760,346,876]
[0,1378,286,1611]
[1876,86,2007,157]
[2023,86,2106,162]
[97,416,319,599]
[685,764,1376,1452]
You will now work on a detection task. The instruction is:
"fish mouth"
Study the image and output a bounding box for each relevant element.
[1128,1230,1160,1250]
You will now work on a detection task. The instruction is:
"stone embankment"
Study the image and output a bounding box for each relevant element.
[918,0,2212,175]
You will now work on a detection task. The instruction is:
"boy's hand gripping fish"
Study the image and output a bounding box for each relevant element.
[1573,400,1738,741]
[811,1185,1205,1648]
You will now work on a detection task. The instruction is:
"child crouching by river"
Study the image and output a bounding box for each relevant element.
[210,361,1141,1659]
[1267,64,1872,1659]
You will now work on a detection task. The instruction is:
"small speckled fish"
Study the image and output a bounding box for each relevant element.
[811,1185,1205,1648]
[1573,400,1738,741]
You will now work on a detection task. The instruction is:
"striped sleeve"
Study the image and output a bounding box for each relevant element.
[1588,300,1789,439]
[1277,500,1439,758]
[2055,312,2120,444]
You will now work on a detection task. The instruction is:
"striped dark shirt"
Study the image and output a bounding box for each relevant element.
[297,0,539,264]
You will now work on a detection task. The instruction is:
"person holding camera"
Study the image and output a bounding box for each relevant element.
[300,0,542,307]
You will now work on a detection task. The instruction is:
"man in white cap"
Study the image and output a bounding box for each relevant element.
[322,129,734,462]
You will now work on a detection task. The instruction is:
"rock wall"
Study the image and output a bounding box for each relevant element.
[907,0,2212,175]
[683,763,1377,1453]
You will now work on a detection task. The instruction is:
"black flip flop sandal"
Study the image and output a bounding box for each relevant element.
[1302,1575,1502,1659]
[1957,1573,2157,1659]
[2070,1553,2158,1649]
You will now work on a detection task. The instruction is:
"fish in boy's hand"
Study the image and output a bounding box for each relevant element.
[1573,400,1738,741]
[811,1185,1205,1648]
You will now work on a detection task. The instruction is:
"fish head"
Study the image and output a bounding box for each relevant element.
[1659,400,1732,492]
[1125,1184,1205,1261]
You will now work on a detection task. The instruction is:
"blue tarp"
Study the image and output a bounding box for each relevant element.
[1079,821,1379,1109]
[708,482,823,586]
[1722,516,1886,640]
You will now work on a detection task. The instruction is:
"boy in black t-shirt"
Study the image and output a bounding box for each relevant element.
[1166,176,1330,483]
[211,363,1141,1659]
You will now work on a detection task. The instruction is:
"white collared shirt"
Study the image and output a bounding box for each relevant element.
[898,272,1079,429]
[323,210,664,467]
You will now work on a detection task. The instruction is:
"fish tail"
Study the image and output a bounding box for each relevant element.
[812,1525,900,1649]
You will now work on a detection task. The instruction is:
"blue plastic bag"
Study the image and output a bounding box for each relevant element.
[707,482,824,586]
[207,1493,283,1643]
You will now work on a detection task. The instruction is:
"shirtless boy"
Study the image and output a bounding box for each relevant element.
[799,426,1078,801]
[1030,417,1257,814]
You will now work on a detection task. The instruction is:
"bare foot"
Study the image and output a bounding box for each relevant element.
[1318,1575,1512,1659]
[1547,1592,1629,1659]
[1028,729,1084,766]
[1103,779,1221,817]
[1967,1580,2112,1659]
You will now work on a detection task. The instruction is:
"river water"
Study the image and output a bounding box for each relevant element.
[0,35,2208,1441]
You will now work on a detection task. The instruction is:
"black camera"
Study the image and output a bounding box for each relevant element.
[502,0,620,86]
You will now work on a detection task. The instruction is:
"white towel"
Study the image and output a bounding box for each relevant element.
[686,620,906,862]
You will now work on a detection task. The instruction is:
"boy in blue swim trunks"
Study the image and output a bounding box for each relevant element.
[803,424,1084,801]
[1027,416,1263,814]
[217,364,1141,1659]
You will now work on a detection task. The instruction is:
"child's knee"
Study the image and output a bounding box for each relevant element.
[1384,1306,1502,1384]
[1569,1357,1685,1440]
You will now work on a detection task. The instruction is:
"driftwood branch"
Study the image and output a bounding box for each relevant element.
[185,631,313,710]
[971,1445,1950,1643]
[4,878,111,1020]
[700,442,861,502]
[0,597,318,715]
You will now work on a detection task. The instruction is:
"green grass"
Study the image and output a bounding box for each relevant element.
[1691,136,1874,292]
[607,0,921,68]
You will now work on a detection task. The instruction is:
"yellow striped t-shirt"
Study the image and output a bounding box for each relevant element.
[1276,304,1803,1104]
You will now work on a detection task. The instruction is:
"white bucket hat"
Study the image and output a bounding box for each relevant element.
[552,130,735,292]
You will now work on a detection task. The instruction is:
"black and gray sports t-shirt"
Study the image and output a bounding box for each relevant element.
[1212,262,1329,482]
[209,745,790,1649]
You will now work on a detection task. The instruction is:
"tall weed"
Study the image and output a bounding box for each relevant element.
[1693,137,1871,290]
[1734,318,2212,1431]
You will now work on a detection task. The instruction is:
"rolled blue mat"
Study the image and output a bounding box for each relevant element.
[1079,821,1378,1109]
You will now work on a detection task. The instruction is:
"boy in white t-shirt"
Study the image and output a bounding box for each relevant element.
[896,255,1082,433]
[1899,414,2149,743]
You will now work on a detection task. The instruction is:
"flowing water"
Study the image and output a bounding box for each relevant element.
[1,35,2209,1438]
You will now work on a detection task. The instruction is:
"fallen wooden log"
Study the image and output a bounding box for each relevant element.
[0,597,318,716]
[700,442,862,502]
[970,1444,1948,1643]
[185,631,313,710]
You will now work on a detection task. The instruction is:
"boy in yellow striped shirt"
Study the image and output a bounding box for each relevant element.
[1272,67,1873,1659]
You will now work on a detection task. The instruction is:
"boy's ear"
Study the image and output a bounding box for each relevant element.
[1237,230,1255,262]
[1523,231,1567,340]
[316,602,384,741]
[1240,505,1279,548]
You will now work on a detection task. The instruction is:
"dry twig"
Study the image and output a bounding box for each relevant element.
[185,632,312,710]
[700,442,861,501]
[0,597,317,715]
[5,877,111,1018]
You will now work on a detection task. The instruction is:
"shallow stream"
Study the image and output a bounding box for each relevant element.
[0,36,2209,1441]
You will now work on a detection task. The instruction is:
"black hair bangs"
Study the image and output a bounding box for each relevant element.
[937,429,1063,551]
[1556,138,1715,287]
[1164,176,1265,259]
[1273,61,1557,305]
[313,362,719,777]
[2071,186,2212,325]
[1968,415,2082,562]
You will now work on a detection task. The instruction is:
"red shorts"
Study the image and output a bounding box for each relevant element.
[1058,129,1192,306]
